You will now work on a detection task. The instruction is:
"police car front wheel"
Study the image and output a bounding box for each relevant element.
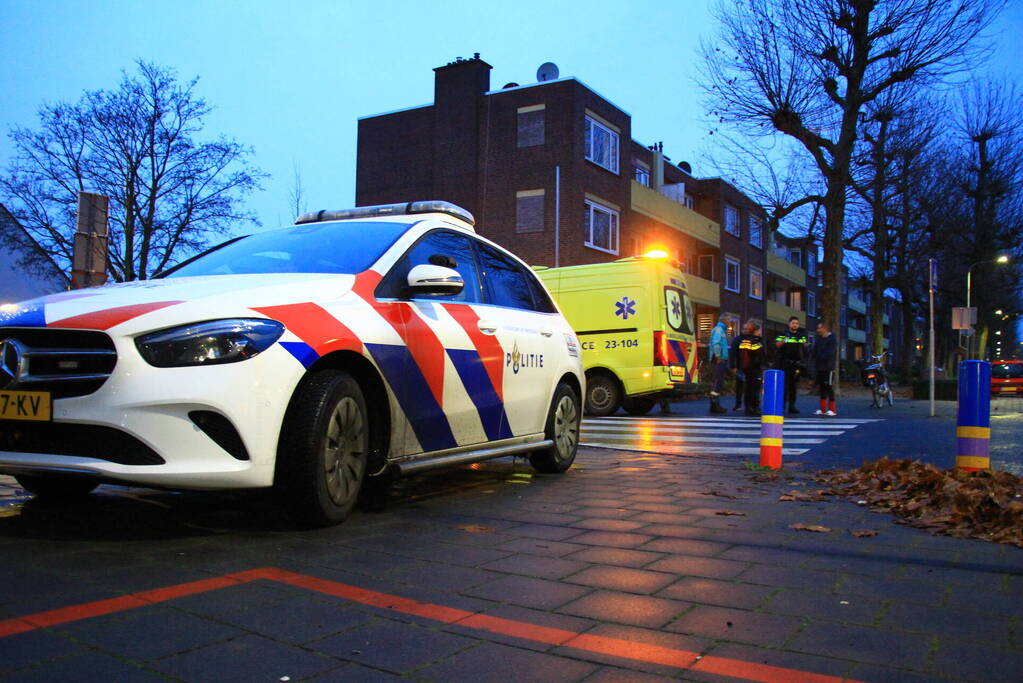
[275,369,368,527]
[530,382,580,474]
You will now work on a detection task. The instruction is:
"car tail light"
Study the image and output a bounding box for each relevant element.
[653,331,669,366]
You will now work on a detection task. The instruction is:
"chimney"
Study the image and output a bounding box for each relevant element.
[651,141,665,191]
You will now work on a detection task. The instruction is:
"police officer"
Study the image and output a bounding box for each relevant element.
[774,316,808,414]
[735,319,767,417]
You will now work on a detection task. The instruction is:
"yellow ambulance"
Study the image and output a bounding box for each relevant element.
[536,254,698,416]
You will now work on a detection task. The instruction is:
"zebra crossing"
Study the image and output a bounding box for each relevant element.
[580,414,880,457]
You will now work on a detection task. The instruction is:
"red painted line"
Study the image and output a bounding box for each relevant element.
[252,302,362,356]
[0,568,861,682]
[48,301,183,330]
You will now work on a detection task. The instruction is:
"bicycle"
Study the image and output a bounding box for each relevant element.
[862,352,894,408]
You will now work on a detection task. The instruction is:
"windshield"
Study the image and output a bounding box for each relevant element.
[992,363,1023,379]
[164,221,409,278]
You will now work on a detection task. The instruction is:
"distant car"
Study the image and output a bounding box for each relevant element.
[0,201,584,526]
[990,360,1023,395]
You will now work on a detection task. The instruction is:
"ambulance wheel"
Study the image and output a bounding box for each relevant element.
[275,369,368,527]
[622,396,656,415]
[15,474,98,498]
[585,374,621,416]
[530,382,580,473]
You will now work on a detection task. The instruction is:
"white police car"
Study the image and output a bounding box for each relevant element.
[0,201,584,525]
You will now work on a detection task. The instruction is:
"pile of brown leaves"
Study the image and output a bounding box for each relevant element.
[816,458,1023,547]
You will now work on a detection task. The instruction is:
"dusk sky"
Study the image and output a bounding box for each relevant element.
[3,0,1022,236]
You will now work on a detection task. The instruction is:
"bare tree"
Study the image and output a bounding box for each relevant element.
[0,60,265,282]
[287,163,307,222]
[701,0,1001,354]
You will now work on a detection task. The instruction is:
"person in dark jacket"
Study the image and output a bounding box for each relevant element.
[729,328,744,411]
[812,321,837,416]
[774,316,808,414]
[735,319,767,416]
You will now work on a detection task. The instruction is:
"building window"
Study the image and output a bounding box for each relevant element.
[697,313,713,343]
[724,256,740,293]
[698,254,714,281]
[633,164,650,186]
[517,105,545,147]
[684,193,694,210]
[749,266,763,300]
[788,248,801,267]
[807,291,817,317]
[749,215,763,248]
[584,199,619,254]
[806,250,817,276]
[723,204,740,237]
[516,190,544,233]
[584,115,619,174]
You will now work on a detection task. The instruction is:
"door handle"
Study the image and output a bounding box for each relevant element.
[477,320,498,335]
[540,328,554,337]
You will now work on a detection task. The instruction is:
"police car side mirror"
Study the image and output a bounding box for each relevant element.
[407,263,464,295]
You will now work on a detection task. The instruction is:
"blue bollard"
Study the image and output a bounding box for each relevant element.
[760,369,784,469]
[956,360,991,471]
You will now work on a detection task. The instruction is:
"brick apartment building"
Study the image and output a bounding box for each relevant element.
[356,55,805,357]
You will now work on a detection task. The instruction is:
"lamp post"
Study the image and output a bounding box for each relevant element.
[965,255,1009,359]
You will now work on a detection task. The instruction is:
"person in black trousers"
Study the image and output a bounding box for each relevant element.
[774,316,808,414]
[735,320,767,416]
[812,321,838,416]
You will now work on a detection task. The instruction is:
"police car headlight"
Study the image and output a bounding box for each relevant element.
[136,319,285,368]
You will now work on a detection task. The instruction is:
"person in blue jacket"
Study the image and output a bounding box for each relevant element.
[707,314,730,414]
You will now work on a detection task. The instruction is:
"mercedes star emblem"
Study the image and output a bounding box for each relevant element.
[0,338,27,389]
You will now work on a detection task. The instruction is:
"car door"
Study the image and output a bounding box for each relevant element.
[374,229,505,454]
[473,240,563,437]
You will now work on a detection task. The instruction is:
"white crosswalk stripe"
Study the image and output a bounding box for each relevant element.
[580,415,880,457]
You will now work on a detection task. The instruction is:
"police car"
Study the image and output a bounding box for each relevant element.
[0,201,584,525]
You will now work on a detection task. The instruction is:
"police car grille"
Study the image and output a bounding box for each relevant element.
[0,329,117,399]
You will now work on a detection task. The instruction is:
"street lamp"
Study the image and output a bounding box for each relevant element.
[965,255,1010,359]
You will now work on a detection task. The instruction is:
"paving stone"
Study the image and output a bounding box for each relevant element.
[880,601,1013,646]
[310,618,477,674]
[443,603,596,652]
[558,590,690,628]
[480,554,589,580]
[56,606,244,661]
[217,595,371,644]
[788,621,933,670]
[945,586,1023,618]
[464,575,591,610]
[2,651,168,682]
[418,641,598,681]
[502,523,585,541]
[839,573,950,605]
[644,554,748,580]
[718,546,811,565]
[568,507,639,520]
[304,661,405,681]
[584,667,675,682]
[738,564,840,591]
[0,630,85,674]
[563,547,663,568]
[928,640,1023,682]
[665,605,803,647]
[565,566,677,595]
[656,577,774,610]
[638,538,730,557]
[495,537,590,558]
[552,622,711,677]
[570,518,649,532]
[629,512,703,525]
[845,662,946,682]
[633,524,711,539]
[631,502,689,514]
[154,634,337,681]
[683,642,854,683]
[761,589,883,626]
[386,561,499,592]
[567,531,654,548]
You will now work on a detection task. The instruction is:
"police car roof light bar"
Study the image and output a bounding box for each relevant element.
[295,201,475,226]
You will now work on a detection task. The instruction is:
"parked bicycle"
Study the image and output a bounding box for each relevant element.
[862,352,894,408]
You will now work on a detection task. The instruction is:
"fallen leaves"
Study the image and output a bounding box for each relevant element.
[455,524,494,533]
[790,523,832,533]
[715,510,746,516]
[850,529,878,538]
[778,489,833,502]
[816,458,1023,548]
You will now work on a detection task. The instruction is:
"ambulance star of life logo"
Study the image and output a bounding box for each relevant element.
[615,297,636,320]
[671,297,682,320]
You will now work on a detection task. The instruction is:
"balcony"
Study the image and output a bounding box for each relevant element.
[630,181,720,248]
[847,327,866,344]
[766,251,806,287]
[685,273,719,308]
[848,294,867,315]
[767,300,805,326]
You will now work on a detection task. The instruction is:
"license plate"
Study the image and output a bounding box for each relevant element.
[669,365,687,381]
[0,390,52,421]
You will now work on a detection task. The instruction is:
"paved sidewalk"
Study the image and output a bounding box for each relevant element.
[2,425,1021,682]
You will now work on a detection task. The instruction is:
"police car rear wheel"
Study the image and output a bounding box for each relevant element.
[585,375,620,416]
[275,369,368,527]
[15,474,98,498]
[530,382,580,473]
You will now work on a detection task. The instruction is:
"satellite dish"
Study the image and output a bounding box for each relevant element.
[536,62,560,82]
